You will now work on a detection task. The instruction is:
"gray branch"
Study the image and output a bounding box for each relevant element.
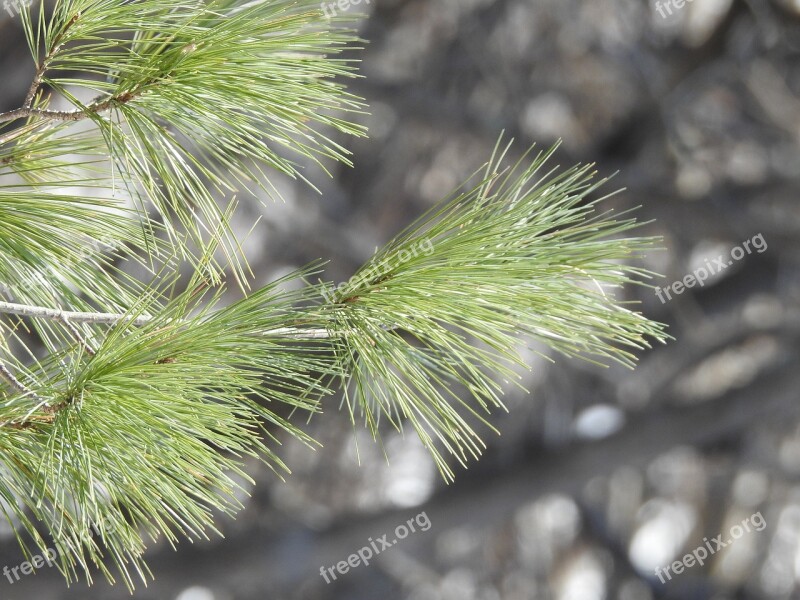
[0,300,332,338]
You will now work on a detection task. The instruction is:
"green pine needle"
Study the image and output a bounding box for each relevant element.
[0,268,337,587]
[0,0,667,589]
[322,140,668,480]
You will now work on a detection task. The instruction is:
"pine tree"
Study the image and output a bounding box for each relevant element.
[0,0,667,589]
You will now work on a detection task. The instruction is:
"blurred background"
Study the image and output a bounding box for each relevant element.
[1,0,800,598]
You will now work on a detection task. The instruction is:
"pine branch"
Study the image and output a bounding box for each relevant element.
[0,0,668,590]
[2,0,366,285]
[0,271,342,587]
[0,97,135,124]
[322,140,669,480]
[0,298,331,337]
[0,300,155,326]
[0,3,368,586]
[0,360,40,399]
